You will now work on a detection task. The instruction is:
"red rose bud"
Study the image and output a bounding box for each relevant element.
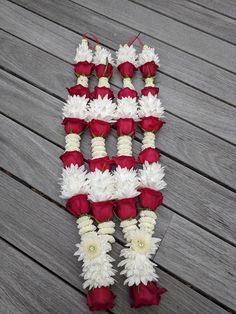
[138,147,160,164]
[118,61,136,78]
[66,194,89,217]
[88,119,111,138]
[62,117,86,134]
[141,86,159,96]
[88,156,112,172]
[113,156,136,169]
[60,151,84,167]
[94,63,113,78]
[139,116,164,133]
[140,60,158,78]
[93,86,114,99]
[67,84,90,98]
[87,286,115,311]
[74,61,94,76]
[139,188,163,210]
[116,118,135,136]
[115,198,137,220]
[91,200,113,222]
[130,281,167,308]
[118,87,138,99]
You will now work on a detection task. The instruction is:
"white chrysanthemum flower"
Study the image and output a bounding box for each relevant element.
[74,232,116,289]
[88,95,116,122]
[74,39,93,63]
[88,169,115,202]
[93,45,114,65]
[62,95,89,119]
[60,165,89,199]
[114,167,140,199]
[118,230,161,286]
[116,44,138,67]
[139,161,166,191]
[116,97,139,121]
[138,45,160,67]
[138,94,164,118]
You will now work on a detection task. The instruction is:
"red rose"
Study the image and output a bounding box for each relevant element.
[113,156,136,169]
[141,86,159,96]
[88,119,111,137]
[94,63,113,78]
[138,148,160,164]
[62,117,86,134]
[91,200,113,222]
[118,87,138,99]
[130,281,167,308]
[118,61,136,78]
[74,61,94,76]
[139,188,163,210]
[139,116,164,133]
[60,151,84,167]
[66,194,89,217]
[140,61,158,78]
[87,286,115,311]
[115,198,137,220]
[89,156,112,172]
[93,86,114,99]
[116,118,135,136]
[67,84,90,98]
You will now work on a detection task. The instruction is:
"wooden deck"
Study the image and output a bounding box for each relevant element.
[0,0,236,313]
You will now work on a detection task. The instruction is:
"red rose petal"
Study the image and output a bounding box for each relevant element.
[62,117,86,134]
[87,286,115,311]
[91,200,113,222]
[138,147,160,164]
[138,187,163,210]
[60,151,84,167]
[66,194,89,217]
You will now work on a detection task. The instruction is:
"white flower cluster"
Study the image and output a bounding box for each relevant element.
[93,45,114,65]
[138,45,160,67]
[115,97,139,120]
[88,95,116,122]
[114,167,140,199]
[62,95,89,120]
[139,162,166,191]
[74,38,93,63]
[116,44,138,67]
[88,169,115,202]
[138,93,164,119]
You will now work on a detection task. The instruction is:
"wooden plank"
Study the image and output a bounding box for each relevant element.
[131,0,236,44]
[0,170,231,314]
[72,0,236,72]
[190,0,236,19]
[0,240,89,314]
[4,0,236,106]
[0,95,235,246]
[1,31,236,189]
[156,214,236,310]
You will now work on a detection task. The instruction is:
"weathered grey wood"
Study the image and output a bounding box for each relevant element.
[5,0,236,106]
[0,171,231,314]
[0,94,235,246]
[73,0,236,72]
[0,240,89,314]
[130,0,236,44]
[190,0,236,19]
[1,31,236,190]
[156,214,236,310]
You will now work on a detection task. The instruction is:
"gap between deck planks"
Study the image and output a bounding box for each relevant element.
[5,0,236,108]
[129,0,236,44]
[187,0,236,19]
[1,68,236,245]
[0,170,233,314]
[0,27,236,188]
[71,0,236,73]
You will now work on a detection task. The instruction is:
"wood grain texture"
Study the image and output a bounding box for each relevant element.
[130,0,236,44]
[0,171,231,314]
[5,0,236,106]
[1,30,236,190]
[156,214,236,310]
[73,0,236,72]
[0,240,89,314]
[0,89,235,246]
[190,0,236,19]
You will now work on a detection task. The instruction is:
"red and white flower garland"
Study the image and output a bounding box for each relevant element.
[60,38,115,311]
[117,42,167,308]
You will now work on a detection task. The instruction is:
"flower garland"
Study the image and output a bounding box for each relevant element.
[117,41,167,308]
[60,37,115,311]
